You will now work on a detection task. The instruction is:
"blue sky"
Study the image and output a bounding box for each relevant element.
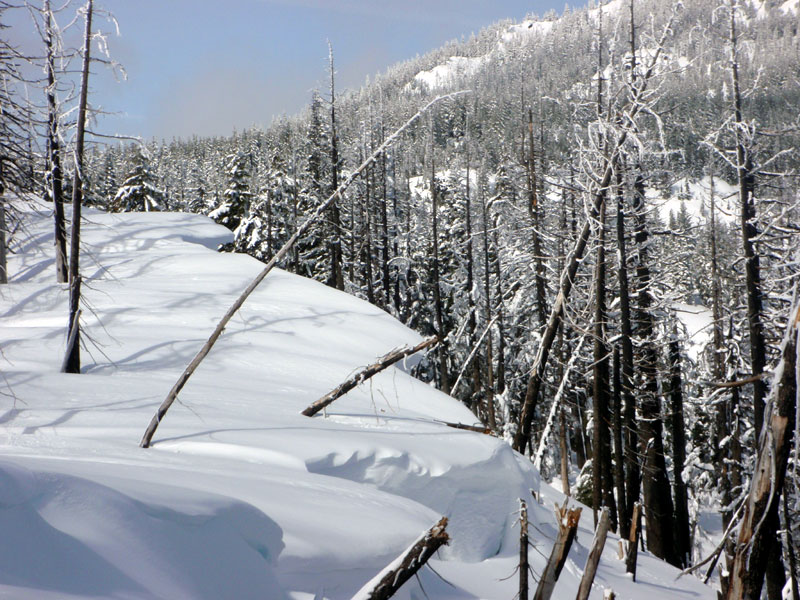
[11,0,570,140]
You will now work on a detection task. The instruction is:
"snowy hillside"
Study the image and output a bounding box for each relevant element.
[0,202,715,599]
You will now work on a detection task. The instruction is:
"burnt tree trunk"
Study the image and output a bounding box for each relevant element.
[726,301,798,600]
[534,504,582,600]
[669,326,691,567]
[44,0,68,283]
[63,0,92,374]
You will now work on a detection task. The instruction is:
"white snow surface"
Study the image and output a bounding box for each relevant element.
[0,200,715,599]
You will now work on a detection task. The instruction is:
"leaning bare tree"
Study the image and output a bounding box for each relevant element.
[139,92,469,448]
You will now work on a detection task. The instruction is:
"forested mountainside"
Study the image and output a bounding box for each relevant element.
[4,0,799,596]
[92,0,799,577]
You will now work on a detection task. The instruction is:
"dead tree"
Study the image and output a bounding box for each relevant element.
[63,0,92,374]
[534,504,582,600]
[139,92,467,448]
[301,336,438,417]
[520,500,530,600]
[624,502,641,581]
[352,517,449,600]
[43,0,68,283]
[726,300,798,599]
[576,507,610,600]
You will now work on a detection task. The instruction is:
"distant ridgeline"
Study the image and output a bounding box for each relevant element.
[80,0,799,578]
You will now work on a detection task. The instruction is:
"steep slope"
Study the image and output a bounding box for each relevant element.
[0,202,715,599]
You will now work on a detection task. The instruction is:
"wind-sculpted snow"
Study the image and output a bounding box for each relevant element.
[0,201,716,599]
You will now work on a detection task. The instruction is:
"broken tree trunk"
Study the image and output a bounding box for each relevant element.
[352,517,449,600]
[624,502,641,581]
[534,504,582,600]
[138,93,467,448]
[302,336,438,417]
[576,507,610,600]
[726,299,798,600]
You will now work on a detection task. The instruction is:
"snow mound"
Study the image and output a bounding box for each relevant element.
[0,200,715,599]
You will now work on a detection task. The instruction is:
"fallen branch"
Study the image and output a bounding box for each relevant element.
[576,507,610,600]
[700,372,766,388]
[302,336,438,417]
[534,502,582,600]
[352,517,450,600]
[437,421,496,435]
[138,92,468,448]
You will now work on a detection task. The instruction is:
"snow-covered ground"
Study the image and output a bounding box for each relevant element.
[0,200,715,599]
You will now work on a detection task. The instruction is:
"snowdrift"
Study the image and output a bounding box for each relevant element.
[0,201,714,599]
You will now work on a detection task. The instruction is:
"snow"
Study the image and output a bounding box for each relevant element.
[673,302,714,364]
[412,55,488,92]
[781,0,799,14]
[649,176,739,226]
[0,199,716,599]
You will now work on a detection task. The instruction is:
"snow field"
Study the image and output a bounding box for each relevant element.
[0,201,714,599]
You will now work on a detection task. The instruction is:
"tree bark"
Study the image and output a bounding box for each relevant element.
[669,327,691,567]
[430,155,450,396]
[352,517,449,600]
[302,336,438,417]
[44,0,68,283]
[625,502,641,581]
[520,500,530,600]
[576,507,610,600]
[63,0,92,374]
[726,300,798,600]
[534,504,582,600]
[327,42,344,291]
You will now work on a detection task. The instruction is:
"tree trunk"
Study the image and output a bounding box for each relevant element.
[352,518,449,600]
[528,109,548,327]
[669,327,691,567]
[612,345,627,536]
[592,196,616,531]
[616,167,638,536]
[430,156,450,395]
[632,164,678,567]
[576,507,610,600]
[44,0,68,283]
[327,42,344,291]
[301,336,438,417]
[534,504,582,600]
[63,0,93,374]
[520,500,530,600]
[726,300,798,600]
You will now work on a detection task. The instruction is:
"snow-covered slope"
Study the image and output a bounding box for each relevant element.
[0,201,714,599]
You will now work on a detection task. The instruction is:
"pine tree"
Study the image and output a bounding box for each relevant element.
[112,147,164,212]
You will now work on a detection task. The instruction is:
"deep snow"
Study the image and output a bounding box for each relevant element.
[0,200,715,599]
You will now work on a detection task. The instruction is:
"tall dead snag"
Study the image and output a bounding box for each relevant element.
[520,500,529,600]
[63,0,92,374]
[576,507,610,600]
[139,93,467,448]
[43,0,68,283]
[302,336,438,417]
[534,504,582,600]
[352,517,449,600]
[726,300,798,600]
